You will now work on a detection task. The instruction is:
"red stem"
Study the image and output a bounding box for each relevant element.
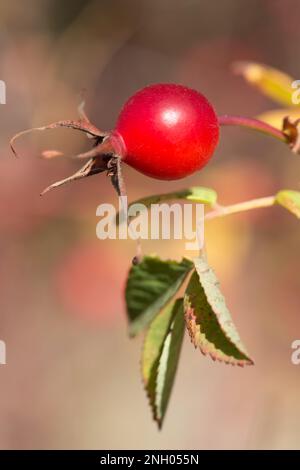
[218,114,288,143]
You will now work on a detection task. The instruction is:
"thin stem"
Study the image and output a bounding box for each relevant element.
[218,114,288,143]
[205,196,276,220]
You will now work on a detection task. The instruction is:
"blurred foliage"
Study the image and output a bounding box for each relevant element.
[1,0,300,450]
[235,61,300,128]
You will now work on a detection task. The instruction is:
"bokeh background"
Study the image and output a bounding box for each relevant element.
[1,0,300,450]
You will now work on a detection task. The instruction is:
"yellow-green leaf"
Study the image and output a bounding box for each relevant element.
[276,190,300,218]
[258,109,300,130]
[133,187,217,206]
[116,187,217,225]
[233,61,295,107]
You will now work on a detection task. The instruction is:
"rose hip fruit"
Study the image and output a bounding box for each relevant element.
[112,83,219,180]
[10,83,220,194]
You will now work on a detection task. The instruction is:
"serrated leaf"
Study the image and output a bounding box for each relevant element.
[276,190,300,218]
[257,109,300,130]
[184,257,253,366]
[142,299,185,428]
[233,61,295,106]
[126,256,193,336]
[116,186,217,225]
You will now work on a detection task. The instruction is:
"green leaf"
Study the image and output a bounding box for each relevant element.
[276,190,300,218]
[233,61,295,107]
[130,186,217,207]
[116,186,217,225]
[126,256,193,336]
[184,257,253,366]
[142,299,185,428]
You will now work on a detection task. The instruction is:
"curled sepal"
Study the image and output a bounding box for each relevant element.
[10,119,107,158]
[142,299,185,429]
[184,257,253,366]
[40,155,111,195]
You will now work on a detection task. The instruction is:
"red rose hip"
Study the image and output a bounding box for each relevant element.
[112,83,219,180]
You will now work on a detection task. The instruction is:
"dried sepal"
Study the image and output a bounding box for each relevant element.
[10,119,107,158]
[282,117,300,154]
[40,154,111,195]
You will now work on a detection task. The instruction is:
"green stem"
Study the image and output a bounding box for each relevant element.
[205,196,276,220]
[218,114,287,143]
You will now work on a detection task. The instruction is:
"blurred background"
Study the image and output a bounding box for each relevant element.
[0,0,300,450]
